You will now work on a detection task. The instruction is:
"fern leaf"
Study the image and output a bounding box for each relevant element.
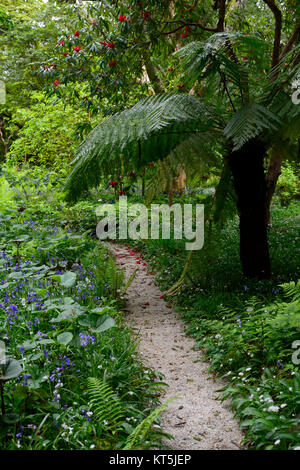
[224,103,282,150]
[88,377,124,430]
[123,396,177,450]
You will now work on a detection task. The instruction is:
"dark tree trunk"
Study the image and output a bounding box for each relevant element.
[229,139,271,279]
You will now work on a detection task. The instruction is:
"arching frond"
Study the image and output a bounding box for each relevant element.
[175,33,267,91]
[64,94,221,201]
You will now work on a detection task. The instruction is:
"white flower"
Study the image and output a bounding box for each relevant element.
[280,404,287,408]
[90,444,95,449]
[268,406,279,413]
[274,439,280,445]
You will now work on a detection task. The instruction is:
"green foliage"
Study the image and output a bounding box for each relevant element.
[275,163,300,206]
[0,175,16,213]
[7,93,87,167]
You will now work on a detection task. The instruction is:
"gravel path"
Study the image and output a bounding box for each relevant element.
[108,243,245,450]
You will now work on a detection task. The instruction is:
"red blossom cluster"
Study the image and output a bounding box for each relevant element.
[110,180,117,186]
[118,15,126,22]
[73,31,80,37]
[141,11,151,20]
[58,39,65,46]
[108,42,115,49]
[74,46,82,52]
[109,60,116,67]
[53,80,60,86]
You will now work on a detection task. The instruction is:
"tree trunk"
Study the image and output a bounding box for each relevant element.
[229,139,271,279]
[265,152,283,225]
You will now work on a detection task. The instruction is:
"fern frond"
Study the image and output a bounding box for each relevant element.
[121,268,138,296]
[88,377,124,430]
[175,33,267,90]
[123,396,177,450]
[224,103,282,150]
[280,281,300,301]
[64,94,220,201]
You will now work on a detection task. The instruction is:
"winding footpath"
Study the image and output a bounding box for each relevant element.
[108,243,245,450]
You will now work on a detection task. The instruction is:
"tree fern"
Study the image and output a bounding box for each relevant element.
[88,377,124,431]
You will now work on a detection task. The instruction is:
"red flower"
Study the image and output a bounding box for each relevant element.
[100,41,107,46]
[73,31,80,37]
[242,57,248,61]
[148,162,154,167]
[110,180,117,186]
[144,302,149,306]
[53,80,60,86]
[108,42,115,48]
[118,15,126,22]
[177,84,184,89]
[58,40,65,46]
[168,67,174,72]
[62,52,69,56]
[141,11,151,20]
[92,20,96,25]
[74,46,82,52]
[182,32,189,38]
[109,60,116,67]
[129,171,135,177]
[120,190,125,195]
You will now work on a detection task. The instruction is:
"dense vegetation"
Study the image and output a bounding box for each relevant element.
[0,0,299,451]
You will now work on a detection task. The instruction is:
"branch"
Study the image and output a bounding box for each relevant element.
[161,0,227,35]
[280,21,300,58]
[217,0,226,32]
[161,20,217,35]
[263,0,282,73]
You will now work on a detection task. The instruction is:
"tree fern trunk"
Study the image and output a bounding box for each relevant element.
[229,139,271,279]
